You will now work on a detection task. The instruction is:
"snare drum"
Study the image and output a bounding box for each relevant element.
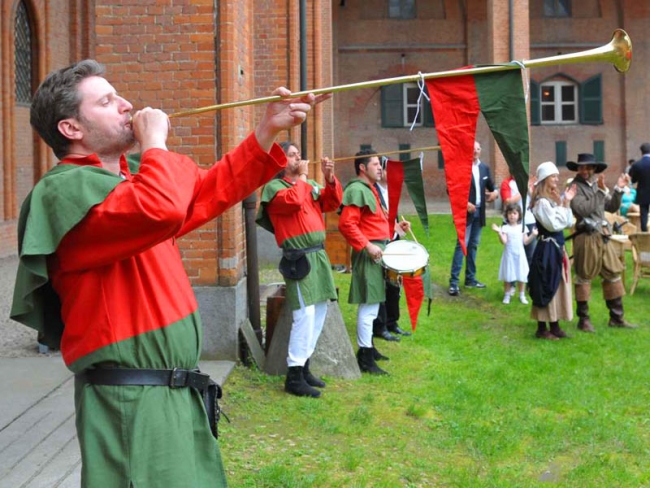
[380,240,429,285]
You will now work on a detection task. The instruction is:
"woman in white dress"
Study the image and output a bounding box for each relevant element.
[528,162,577,340]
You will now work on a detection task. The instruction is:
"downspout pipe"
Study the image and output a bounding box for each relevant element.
[300,0,308,154]
[244,193,263,347]
[509,0,514,60]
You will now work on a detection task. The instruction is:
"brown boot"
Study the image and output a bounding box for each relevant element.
[550,321,569,338]
[535,322,559,341]
[606,297,638,329]
[576,301,595,332]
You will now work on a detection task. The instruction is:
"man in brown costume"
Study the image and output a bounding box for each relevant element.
[568,153,637,332]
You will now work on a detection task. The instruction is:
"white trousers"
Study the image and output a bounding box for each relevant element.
[287,284,328,367]
[356,303,380,348]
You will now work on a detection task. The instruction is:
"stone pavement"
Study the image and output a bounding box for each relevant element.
[0,356,234,487]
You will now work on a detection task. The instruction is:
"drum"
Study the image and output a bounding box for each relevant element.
[380,240,429,285]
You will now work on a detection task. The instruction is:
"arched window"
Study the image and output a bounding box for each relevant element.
[14,1,33,105]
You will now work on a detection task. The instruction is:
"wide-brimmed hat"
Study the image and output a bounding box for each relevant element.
[566,153,607,173]
[534,161,559,186]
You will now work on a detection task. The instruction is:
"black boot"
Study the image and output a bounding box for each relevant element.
[303,358,326,388]
[285,366,321,397]
[357,347,388,375]
[372,345,389,361]
[387,325,412,337]
[606,298,638,328]
[576,301,595,332]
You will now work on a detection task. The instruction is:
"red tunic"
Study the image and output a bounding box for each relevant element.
[338,181,390,251]
[266,177,342,246]
[48,133,285,369]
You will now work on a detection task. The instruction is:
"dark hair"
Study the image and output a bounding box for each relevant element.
[279,141,299,155]
[640,143,650,155]
[30,59,106,159]
[354,149,376,176]
[503,203,521,222]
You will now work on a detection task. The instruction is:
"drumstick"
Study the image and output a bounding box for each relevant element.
[400,216,418,244]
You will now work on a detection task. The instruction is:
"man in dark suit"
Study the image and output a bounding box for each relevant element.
[448,140,498,296]
[629,142,650,232]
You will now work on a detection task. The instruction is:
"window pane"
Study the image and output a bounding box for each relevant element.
[558,0,571,16]
[541,85,555,102]
[406,87,420,104]
[562,105,575,121]
[14,1,32,104]
[407,107,421,124]
[388,0,401,18]
[542,105,555,121]
[561,85,575,101]
[402,0,416,19]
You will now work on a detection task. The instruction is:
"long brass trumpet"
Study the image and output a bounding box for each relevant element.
[168,29,632,119]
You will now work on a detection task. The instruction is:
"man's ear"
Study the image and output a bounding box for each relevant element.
[57,118,83,141]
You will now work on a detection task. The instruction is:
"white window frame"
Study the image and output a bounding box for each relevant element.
[540,80,578,124]
[403,82,423,127]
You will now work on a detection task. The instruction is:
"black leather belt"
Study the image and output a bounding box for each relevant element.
[77,367,211,391]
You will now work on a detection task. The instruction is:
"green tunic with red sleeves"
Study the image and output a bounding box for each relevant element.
[11,134,286,488]
[256,176,342,310]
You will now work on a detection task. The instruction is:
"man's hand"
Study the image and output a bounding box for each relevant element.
[486,189,498,202]
[365,242,383,263]
[298,159,310,181]
[597,174,607,191]
[397,220,411,234]
[467,202,477,213]
[321,157,335,183]
[255,88,332,152]
[132,107,169,152]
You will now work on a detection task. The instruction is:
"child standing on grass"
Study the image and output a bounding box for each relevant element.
[491,203,538,304]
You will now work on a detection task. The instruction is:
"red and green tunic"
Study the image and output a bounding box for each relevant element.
[338,179,390,305]
[256,176,342,310]
[11,133,285,488]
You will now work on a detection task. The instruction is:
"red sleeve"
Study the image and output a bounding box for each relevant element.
[266,179,314,216]
[55,134,285,271]
[178,134,286,235]
[318,177,343,213]
[338,205,368,251]
[500,179,512,202]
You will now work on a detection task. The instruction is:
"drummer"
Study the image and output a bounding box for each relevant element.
[338,149,411,375]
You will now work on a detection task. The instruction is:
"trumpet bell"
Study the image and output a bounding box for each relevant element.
[526,28,632,73]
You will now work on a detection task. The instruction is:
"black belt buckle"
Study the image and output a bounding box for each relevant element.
[169,368,187,388]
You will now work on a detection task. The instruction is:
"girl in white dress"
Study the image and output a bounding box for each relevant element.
[491,203,538,304]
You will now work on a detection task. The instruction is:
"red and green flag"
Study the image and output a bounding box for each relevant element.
[425,67,530,254]
[385,156,429,236]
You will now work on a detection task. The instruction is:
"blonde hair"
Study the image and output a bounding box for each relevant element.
[530,176,561,208]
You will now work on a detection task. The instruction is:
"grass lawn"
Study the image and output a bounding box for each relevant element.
[218,214,650,487]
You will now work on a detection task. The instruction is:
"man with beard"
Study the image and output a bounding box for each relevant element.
[11,59,329,487]
[257,142,342,398]
[338,149,410,375]
[567,153,637,332]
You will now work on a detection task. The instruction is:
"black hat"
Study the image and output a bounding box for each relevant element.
[566,153,607,173]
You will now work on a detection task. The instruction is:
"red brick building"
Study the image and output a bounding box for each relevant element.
[0,0,646,358]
